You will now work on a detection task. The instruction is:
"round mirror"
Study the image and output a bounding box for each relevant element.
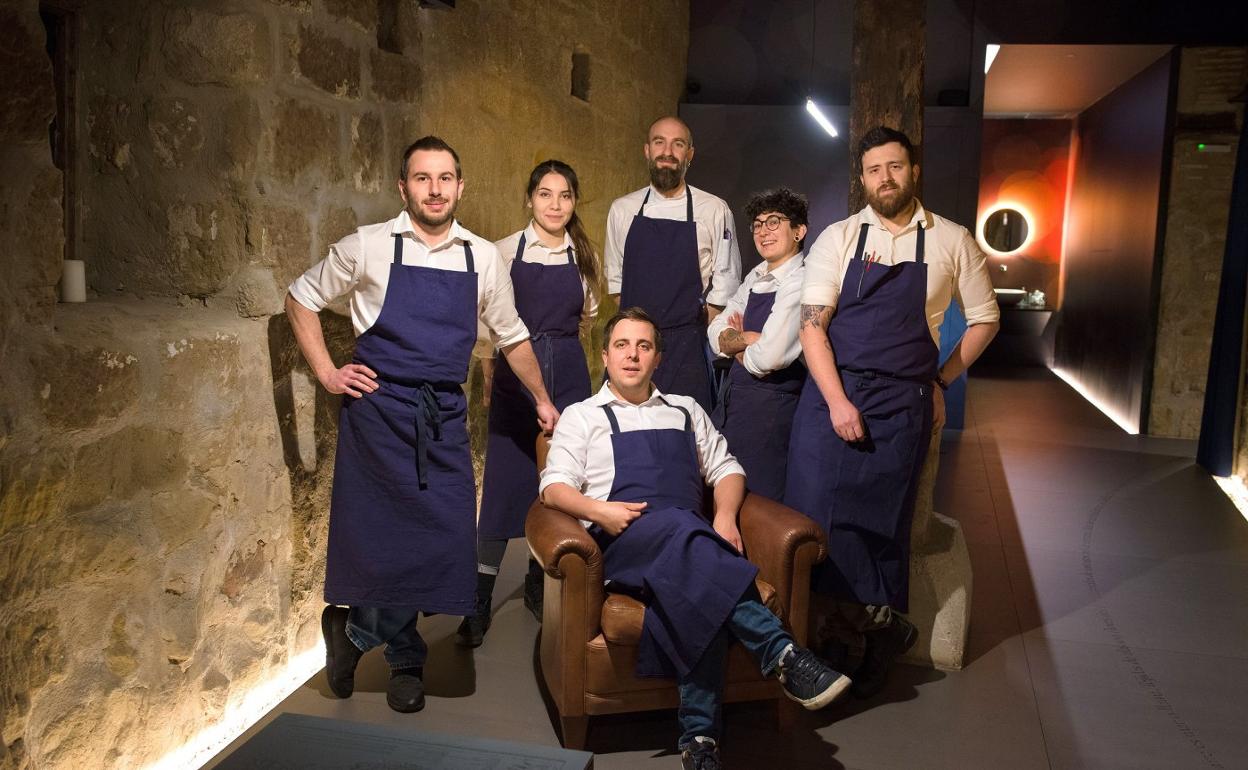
[982,208,1029,253]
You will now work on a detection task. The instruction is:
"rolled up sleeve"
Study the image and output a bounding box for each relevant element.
[477,242,530,348]
[799,224,846,309]
[604,200,628,296]
[288,233,361,311]
[690,402,745,486]
[742,270,804,376]
[539,405,591,496]
[706,276,752,357]
[706,200,742,307]
[954,229,1001,326]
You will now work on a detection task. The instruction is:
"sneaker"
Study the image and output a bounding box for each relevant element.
[680,736,720,770]
[851,615,918,700]
[321,605,364,699]
[387,667,425,713]
[776,644,851,709]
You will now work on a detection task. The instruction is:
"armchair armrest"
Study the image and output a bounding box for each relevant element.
[738,493,827,644]
[526,499,603,579]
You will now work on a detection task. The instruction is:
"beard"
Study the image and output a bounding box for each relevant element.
[648,155,686,192]
[866,177,916,219]
[408,196,457,229]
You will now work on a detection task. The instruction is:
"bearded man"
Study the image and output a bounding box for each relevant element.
[603,116,742,411]
[285,136,558,714]
[785,126,999,699]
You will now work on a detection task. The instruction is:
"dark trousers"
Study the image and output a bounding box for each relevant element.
[345,606,426,670]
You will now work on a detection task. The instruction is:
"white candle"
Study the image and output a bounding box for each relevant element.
[60,259,86,303]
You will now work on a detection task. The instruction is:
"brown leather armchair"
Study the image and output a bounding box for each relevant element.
[525,463,828,749]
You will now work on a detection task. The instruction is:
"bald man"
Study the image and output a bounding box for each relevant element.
[604,116,742,412]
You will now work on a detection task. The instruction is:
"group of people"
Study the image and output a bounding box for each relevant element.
[286,116,1000,769]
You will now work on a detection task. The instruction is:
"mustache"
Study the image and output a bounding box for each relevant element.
[654,155,679,164]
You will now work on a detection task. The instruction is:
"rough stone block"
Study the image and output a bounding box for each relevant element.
[325,0,379,32]
[86,93,136,174]
[270,98,341,184]
[0,7,55,144]
[245,202,312,288]
[318,205,359,256]
[220,95,262,183]
[0,448,70,537]
[162,8,272,87]
[165,198,246,297]
[234,265,285,319]
[370,49,421,103]
[290,24,360,99]
[350,112,385,192]
[30,343,141,431]
[65,426,188,513]
[146,97,205,169]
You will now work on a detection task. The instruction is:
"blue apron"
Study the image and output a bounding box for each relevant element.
[589,398,758,679]
[711,286,807,501]
[479,234,591,539]
[324,234,479,615]
[619,189,715,411]
[785,223,937,611]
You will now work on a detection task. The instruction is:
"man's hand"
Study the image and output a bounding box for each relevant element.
[714,519,744,554]
[829,396,865,442]
[593,500,646,536]
[535,400,560,433]
[727,312,744,332]
[320,363,378,398]
[932,384,946,431]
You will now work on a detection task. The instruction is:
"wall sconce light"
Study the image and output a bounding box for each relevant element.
[977,202,1035,257]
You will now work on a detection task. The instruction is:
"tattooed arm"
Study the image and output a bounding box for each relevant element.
[799,303,864,442]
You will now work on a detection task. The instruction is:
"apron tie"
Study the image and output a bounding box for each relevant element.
[414,382,441,489]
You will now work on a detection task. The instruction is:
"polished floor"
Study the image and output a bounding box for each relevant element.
[208,367,1248,769]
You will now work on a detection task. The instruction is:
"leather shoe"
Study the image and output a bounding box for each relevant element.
[321,605,364,699]
[387,668,425,713]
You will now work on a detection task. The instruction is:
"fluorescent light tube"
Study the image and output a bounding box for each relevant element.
[805,98,838,138]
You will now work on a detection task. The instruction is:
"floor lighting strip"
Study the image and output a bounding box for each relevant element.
[1214,474,1248,525]
[1049,366,1140,435]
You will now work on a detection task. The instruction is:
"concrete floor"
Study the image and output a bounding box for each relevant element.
[207,367,1248,769]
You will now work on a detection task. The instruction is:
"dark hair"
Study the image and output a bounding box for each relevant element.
[526,160,602,302]
[400,136,462,179]
[855,126,918,173]
[745,186,810,249]
[602,307,663,353]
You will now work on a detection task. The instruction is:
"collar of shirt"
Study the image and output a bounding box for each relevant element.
[859,200,932,236]
[645,182,699,202]
[390,210,467,252]
[750,252,804,287]
[587,380,668,408]
[523,220,573,255]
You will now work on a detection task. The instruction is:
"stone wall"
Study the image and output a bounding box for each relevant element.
[1148,47,1247,438]
[0,1,688,768]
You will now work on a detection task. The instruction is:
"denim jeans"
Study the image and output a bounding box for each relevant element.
[676,584,793,748]
[345,606,427,670]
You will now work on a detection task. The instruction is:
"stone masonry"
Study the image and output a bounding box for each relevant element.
[0,1,688,767]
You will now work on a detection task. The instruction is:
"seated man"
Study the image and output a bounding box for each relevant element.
[539,307,850,770]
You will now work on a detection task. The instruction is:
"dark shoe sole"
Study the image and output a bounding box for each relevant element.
[387,677,426,713]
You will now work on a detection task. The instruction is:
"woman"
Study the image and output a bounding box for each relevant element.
[706,187,809,502]
[459,160,601,646]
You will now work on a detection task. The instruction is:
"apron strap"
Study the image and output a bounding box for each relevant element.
[638,189,650,215]
[685,187,693,221]
[657,396,693,432]
[392,233,403,264]
[414,382,442,489]
[567,246,575,265]
[463,240,475,273]
[852,223,870,261]
[515,233,526,262]
[601,404,622,434]
[915,222,926,264]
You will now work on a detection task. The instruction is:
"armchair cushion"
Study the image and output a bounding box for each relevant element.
[600,580,778,646]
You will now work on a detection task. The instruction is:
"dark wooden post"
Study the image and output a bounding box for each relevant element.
[849,0,926,212]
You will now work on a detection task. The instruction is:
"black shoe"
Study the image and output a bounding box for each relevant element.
[851,615,918,700]
[777,644,852,709]
[456,575,494,648]
[523,558,544,622]
[387,667,425,713]
[321,605,364,699]
[817,636,851,673]
[680,736,720,770]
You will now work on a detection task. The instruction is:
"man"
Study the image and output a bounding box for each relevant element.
[707,187,810,502]
[541,308,849,770]
[604,116,742,412]
[786,126,999,699]
[286,136,559,714]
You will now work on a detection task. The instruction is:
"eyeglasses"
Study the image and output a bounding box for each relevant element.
[750,215,791,233]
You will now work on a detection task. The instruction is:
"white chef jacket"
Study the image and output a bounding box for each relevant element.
[604,184,742,308]
[487,221,599,344]
[706,254,806,377]
[288,211,529,348]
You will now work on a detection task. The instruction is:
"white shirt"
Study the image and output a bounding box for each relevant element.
[604,184,742,307]
[492,221,600,339]
[801,202,1000,343]
[706,255,806,377]
[288,211,528,348]
[539,383,745,506]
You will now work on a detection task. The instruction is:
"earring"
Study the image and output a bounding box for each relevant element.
[794,235,800,241]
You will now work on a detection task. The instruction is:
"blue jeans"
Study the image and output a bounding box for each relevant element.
[676,584,793,748]
[345,606,427,670]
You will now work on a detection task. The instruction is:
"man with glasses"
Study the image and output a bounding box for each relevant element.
[604,116,742,412]
[707,188,809,502]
